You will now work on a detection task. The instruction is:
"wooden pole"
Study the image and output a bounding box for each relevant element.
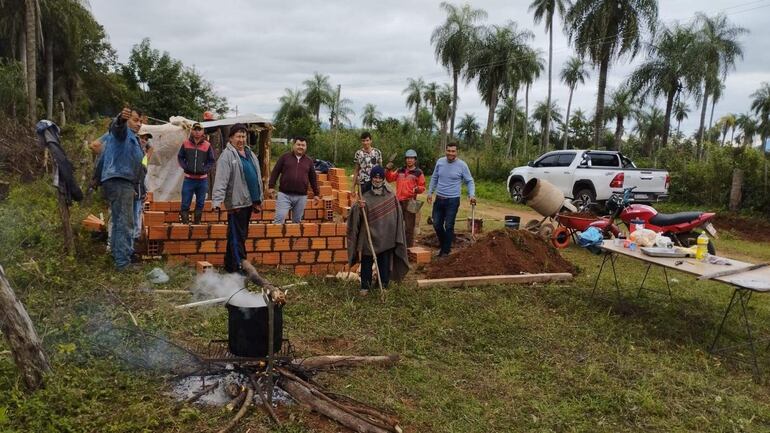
[57,190,75,255]
[360,202,385,301]
[0,265,51,391]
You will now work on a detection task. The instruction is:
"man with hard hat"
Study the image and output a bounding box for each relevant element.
[385,149,426,247]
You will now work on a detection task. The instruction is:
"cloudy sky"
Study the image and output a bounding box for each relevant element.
[91,0,770,135]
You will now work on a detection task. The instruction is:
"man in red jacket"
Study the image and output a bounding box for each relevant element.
[178,122,216,224]
[268,136,321,223]
[385,149,426,247]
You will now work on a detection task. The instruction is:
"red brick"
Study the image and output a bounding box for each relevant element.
[336,223,347,236]
[319,223,336,236]
[284,224,301,237]
[206,254,224,266]
[333,250,348,263]
[196,261,213,274]
[294,265,312,276]
[302,223,319,237]
[255,239,272,252]
[316,173,328,181]
[299,251,316,264]
[273,238,291,251]
[178,241,198,254]
[244,239,255,252]
[148,226,169,240]
[216,240,228,253]
[199,240,217,253]
[143,211,165,227]
[316,251,332,263]
[249,253,263,264]
[408,247,432,264]
[281,252,299,265]
[162,241,180,254]
[262,199,276,210]
[209,224,227,239]
[311,238,326,250]
[202,211,219,222]
[165,212,180,223]
[190,224,209,239]
[311,264,329,275]
[261,211,275,221]
[168,200,182,211]
[169,224,189,239]
[327,237,345,250]
[292,238,310,251]
[262,252,280,265]
[250,223,266,238]
[266,224,283,238]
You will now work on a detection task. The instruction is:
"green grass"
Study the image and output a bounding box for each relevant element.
[2,180,770,432]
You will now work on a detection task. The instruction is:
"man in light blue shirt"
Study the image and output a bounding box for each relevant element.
[426,142,477,256]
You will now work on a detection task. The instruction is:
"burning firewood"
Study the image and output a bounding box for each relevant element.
[216,386,253,433]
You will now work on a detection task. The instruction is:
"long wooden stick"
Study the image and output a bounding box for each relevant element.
[698,262,770,281]
[360,201,385,301]
[216,386,253,433]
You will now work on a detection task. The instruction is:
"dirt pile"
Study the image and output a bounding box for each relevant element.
[0,118,44,181]
[425,228,577,279]
[714,213,770,243]
[418,232,473,249]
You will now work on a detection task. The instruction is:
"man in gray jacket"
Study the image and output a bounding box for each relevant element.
[211,124,263,273]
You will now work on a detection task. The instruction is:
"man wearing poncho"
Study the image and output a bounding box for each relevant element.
[346,165,410,296]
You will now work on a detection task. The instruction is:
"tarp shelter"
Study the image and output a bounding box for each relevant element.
[139,114,273,201]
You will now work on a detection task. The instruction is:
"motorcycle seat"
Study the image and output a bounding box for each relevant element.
[649,211,703,226]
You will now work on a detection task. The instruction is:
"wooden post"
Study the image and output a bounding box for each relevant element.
[729,168,743,212]
[57,190,75,255]
[0,265,51,391]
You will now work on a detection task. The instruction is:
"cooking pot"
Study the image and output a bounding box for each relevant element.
[226,302,283,357]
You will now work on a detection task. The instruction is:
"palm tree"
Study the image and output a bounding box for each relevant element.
[566,0,658,148]
[529,0,567,150]
[604,87,634,151]
[431,2,488,140]
[735,113,757,147]
[302,72,333,124]
[274,88,309,136]
[751,82,770,142]
[693,13,747,151]
[708,81,725,131]
[673,100,689,136]
[560,56,589,149]
[468,22,534,147]
[532,100,562,150]
[434,84,454,149]
[627,24,699,148]
[519,47,545,155]
[423,81,439,132]
[361,103,380,129]
[456,113,481,148]
[717,113,736,146]
[403,77,425,124]
[634,105,665,156]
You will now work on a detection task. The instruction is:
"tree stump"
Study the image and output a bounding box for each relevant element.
[729,168,743,212]
[0,265,51,391]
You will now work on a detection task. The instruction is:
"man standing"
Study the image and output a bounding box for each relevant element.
[347,166,410,296]
[268,136,321,224]
[100,107,145,270]
[352,131,382,196]
[211,124,263,273]
[178,122,216,224]
[385,149,426,247]
[426,143,476,257]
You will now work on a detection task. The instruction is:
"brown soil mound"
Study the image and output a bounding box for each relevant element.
[417,232,473,249]
[425,229,577,279]
[714,213,770,243]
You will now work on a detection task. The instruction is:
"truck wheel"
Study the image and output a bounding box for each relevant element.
[510,180,525,203]
[574,188,596,210]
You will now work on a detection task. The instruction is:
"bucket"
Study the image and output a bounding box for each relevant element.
[523,178,564,217]
[504,215,520,229]
[226,302,283,358]
[466,218,483,233]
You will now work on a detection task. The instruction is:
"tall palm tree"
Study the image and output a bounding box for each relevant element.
[423,81,439,132]
[716,113,736,146]
[751,82,770,142]
[605,87,634,150]
[24,0,40,122]
[519,47,545,155]
[566,0,658,148]
[735,113,757,147]
[361,103,380,129]
[529,0,568,150]
[559,56,589,149]
[532,100,562,150]
[274,88,309,136]
[431,2,487,140]
[456,113,481,148]
[673,100,689,136]
[434,84,454,149]
[708,81,725,131]
[302,72,333,124]
[634,105,665,156]
[693,13,747,151]
[468,22,534,147]
[627,24,698,148]
[403,77,425,124]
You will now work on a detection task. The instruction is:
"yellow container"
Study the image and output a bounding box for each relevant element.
[695,233,709,260]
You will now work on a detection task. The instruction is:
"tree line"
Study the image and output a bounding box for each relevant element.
[0,1,227,125]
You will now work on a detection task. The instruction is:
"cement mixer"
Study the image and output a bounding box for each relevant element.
[521,178,585,243]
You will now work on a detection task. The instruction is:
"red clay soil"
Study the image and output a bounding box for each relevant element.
[713,213,770,243]
[425,228,577,279]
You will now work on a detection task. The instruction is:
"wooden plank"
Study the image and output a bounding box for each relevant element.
[416,273,573,288]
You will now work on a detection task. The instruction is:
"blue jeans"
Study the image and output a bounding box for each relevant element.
[181,178,208,211]
[273,192,308,224]
[133,198,143,240]
[102,178,136,269]
[431,196,460,255]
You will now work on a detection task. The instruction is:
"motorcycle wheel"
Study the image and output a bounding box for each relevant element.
[676,232,716,255]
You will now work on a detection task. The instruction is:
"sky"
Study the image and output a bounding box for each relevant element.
[90,0,770,136]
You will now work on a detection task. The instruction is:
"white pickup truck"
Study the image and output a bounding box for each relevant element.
[506,150,669,206]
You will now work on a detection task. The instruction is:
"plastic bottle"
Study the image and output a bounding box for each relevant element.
[695,233,709,260]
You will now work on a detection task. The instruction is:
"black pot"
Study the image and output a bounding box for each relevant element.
[226,302,283,358]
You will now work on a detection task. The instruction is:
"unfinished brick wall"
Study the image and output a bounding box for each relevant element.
[142,168,354,276]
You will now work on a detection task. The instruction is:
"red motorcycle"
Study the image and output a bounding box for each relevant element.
[593,187,718,253]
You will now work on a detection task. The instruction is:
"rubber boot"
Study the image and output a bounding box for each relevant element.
[193,209,203,225]
[180,210,189,224]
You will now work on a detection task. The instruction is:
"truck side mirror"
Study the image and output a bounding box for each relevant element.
[527,161,534,167]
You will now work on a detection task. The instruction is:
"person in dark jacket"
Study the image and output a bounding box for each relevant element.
[211,124,263,273]
[267,136,321,224]
[178,122,216,224]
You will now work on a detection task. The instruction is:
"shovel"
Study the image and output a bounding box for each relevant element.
[470,203,477,242]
